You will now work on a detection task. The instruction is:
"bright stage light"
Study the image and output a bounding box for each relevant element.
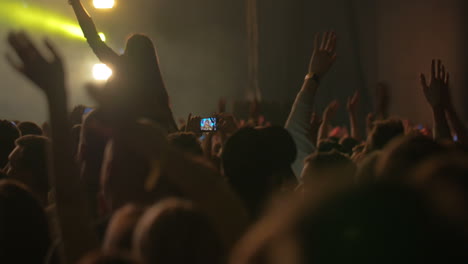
[93,64,112,81]
[93,0,115,9]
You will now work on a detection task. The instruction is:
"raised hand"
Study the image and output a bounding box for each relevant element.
[420,59,450,108]
[347,90,360,113]
[308,31,337,78]
[347,90,361,140]
[6,32,65,97]
[323,100,339,122]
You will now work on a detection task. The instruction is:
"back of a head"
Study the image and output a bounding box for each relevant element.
[339,137,359,156]
[104,204,146,253]
[125,34,157,64]
[0,120,20,168]
[133,199,224,264]
[0,180,51,263]
[376,134,445,181]
[221,126,296,216]
[294,183,468,263]
[167,132,203,156]
[317,139,345,154]
[301,150,357,186]
[366,119,404,152]
[17,121,43,136]
[8,135,51,198]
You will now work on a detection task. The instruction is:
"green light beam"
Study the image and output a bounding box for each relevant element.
[0,1,105,41]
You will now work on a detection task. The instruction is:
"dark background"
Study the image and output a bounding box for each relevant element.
[0,0,466,127]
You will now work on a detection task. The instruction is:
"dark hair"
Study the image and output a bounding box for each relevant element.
[366,119,404,152]
[13,135,51,195]
[167,132,203,156]
[222,126,296,217]
[133,199,224,264]
[294,183,468,263]
[0,180,51,263]
[17,121,42,136]
[317,139,346,154]
[339,137,359,156]
[376,134,445,181]
[302,150,357,184]
[0,120,20,168]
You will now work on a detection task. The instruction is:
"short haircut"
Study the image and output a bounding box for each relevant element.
[303,150,357,183]
[17,121,43,136]
[0,120,20,168]
[376,134,445,181]
[366,119,404,152]
[133,199,224,264]
[167,132,203,156]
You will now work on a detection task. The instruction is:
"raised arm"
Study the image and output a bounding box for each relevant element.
[317,100,339,141]
[347,90,361,141]
[7,32,97,263]
[285,31,337,178]
[69,0,119,66]
[420,59,452,141]
[438,69,468,144]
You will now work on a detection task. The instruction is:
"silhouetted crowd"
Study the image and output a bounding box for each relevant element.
[0,0,467,263]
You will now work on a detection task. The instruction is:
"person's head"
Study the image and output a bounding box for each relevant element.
[103,204,146,253]
[411,153,468,231]
[167,132,203,156]
[17,121,42,136]
[231,183,468,264]
[376,134,446,181]
[221,126,297,218]
[366,119,404,153]
[300,151,357,188]
[317,139,345,154]
[133,199,225,264]
[0,180,51,263]
[124,34,157,64]
[0,120,20,168]
[6,135,50,204]
[339,137,359,156]
[78,251,136,264]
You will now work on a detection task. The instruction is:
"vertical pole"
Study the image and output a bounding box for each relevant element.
[245,0,261,101]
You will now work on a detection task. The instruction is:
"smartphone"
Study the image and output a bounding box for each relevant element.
[200,117,218,132]
[83,107,94,115]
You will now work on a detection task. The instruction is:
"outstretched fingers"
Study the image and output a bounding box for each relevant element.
[44,38,63,65]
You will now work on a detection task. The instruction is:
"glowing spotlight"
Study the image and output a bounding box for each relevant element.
[93,0,115,9]
[93,64,112,81]
[98,32,106,42]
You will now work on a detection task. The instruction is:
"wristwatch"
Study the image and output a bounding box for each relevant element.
[305,72,320,84]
